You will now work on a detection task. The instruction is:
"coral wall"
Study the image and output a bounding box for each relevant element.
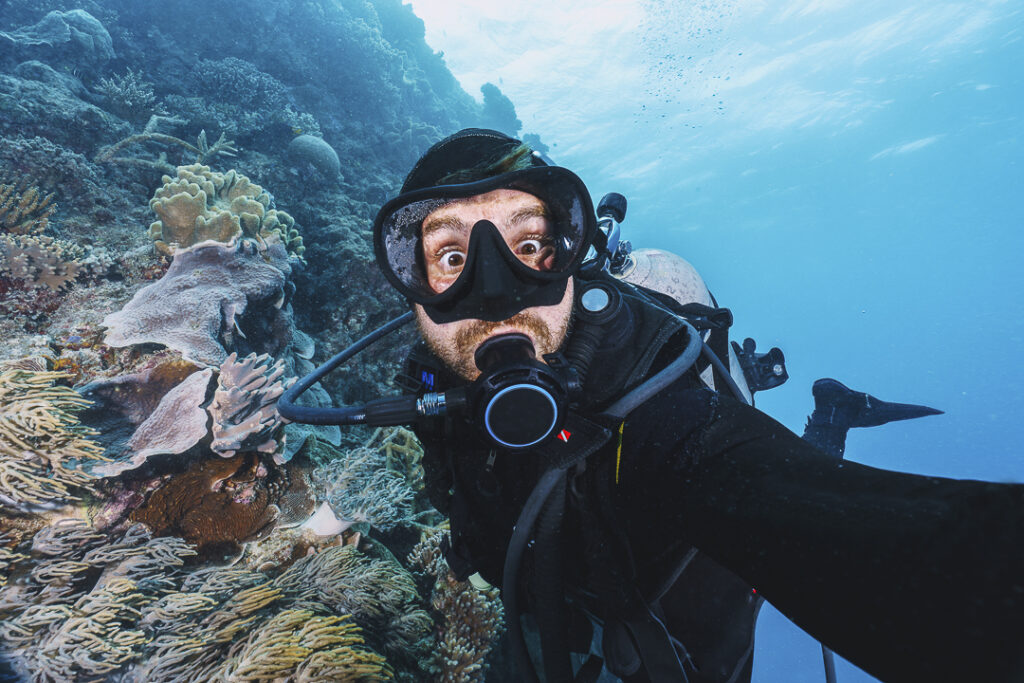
[0,1,518,680]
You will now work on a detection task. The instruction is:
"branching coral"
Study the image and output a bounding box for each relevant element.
[95,119,237,175]
[0,368,108,511]
[0,181,83,296]
[0,182,55,235]
[409,526,505,683]
[0,233,83,292]
[97,68,163,123]
[210,352,295,459]
[147,164,303,259]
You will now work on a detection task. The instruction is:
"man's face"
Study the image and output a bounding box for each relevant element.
[414,188,574,380]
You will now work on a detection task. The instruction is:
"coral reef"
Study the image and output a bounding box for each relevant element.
[310,433,419,534]
[210,352,295,460]
[0,0,531,677]
[0,367,108,511]
[145,164,304,261]
[102,241,292,367]
[409,526,505,683]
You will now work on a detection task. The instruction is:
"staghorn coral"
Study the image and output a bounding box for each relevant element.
[147,164,303,259]
[409,526,505,683]
[210,352,295,460]
[95,122,237,176]
[0,368,108,511]
[0,182,56,235]
[102,240,292,368]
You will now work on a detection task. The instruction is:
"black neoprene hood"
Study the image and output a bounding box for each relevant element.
[400,128,548,193]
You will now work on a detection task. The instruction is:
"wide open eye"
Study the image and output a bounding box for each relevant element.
[514,236,555,270]
[518,239,542,256]
[441,250,466,270]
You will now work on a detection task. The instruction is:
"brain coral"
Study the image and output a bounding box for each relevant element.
[149,164,303,259]
[287,134,341,180]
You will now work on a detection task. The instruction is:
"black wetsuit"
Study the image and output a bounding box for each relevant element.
[414,278,1024,683]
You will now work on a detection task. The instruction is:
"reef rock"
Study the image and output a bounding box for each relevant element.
[0,10,114,68]
[0,73,128,151]
[102,241,292,367]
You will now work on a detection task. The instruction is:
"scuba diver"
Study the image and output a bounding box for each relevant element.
[279,129,1024,683]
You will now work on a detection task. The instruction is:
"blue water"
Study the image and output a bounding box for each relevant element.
[409,1,1024,680]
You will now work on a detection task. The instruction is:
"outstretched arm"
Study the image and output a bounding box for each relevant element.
[622,389,1024,682]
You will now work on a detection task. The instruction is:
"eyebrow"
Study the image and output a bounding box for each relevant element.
[509,204,550,226]
[420,203,550,237]
[421,215,465,237]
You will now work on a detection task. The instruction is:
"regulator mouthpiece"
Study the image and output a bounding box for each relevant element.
[471,334,569,450]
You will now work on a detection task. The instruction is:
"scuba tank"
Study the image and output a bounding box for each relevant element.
[589,193,784,405]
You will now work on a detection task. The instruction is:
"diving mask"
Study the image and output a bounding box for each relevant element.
[373,166,597,323]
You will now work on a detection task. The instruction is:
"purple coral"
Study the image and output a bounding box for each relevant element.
[102,241,290,367]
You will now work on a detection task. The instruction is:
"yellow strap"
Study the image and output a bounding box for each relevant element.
[615,420,625,485]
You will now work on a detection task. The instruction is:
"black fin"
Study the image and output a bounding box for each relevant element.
[811,378,943,429]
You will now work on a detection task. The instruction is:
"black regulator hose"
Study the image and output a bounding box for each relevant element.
[277,311,415,425]
[699,341,748,404]
[503,467,568,683]
[534,473,573,683]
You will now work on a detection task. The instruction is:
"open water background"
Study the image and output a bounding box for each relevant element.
[406,1,1024,680]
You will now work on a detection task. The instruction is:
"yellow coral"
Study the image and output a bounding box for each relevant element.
[0,369,109,511]
[219,609,392,681]
[0,182,56,236]
[149,164,303,259]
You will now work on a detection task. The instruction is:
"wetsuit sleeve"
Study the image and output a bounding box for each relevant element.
[625,389,1024,683]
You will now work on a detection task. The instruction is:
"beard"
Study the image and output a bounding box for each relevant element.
[420,308,573,381]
